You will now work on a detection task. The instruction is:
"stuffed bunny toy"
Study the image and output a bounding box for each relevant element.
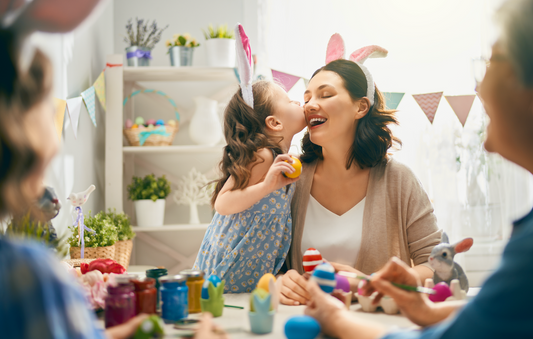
[429,232,473,292]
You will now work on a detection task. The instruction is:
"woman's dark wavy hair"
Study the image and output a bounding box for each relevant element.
[0,28,53,218]
[211,81,282,206]
[301,59,401,169]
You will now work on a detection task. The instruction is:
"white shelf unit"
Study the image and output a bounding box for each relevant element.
[105,55,237,273]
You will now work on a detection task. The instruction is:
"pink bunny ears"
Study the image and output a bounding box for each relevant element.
[235,23,254,108]
[325,33,388,106]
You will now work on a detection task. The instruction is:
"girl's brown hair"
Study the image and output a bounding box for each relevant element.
[211,80,282,206]
[301,59,401,169]
[0,29,53,218]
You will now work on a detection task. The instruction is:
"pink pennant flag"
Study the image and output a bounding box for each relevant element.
[272,69,301,92]
[412,92,443,124]
[445,95,476,127]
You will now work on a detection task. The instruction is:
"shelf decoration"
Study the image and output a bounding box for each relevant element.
[272,69,301,92]
[124,18,168,67]
[383,92,405,110]
[68,185,97,259]
[413,92,443,124]
[203,24,235,68]
[93,71,106,111]
[445,94,476,127]
[81,87,97,127]
[166,33,200,67]
[66,97,83,139]
[173,168,212,224]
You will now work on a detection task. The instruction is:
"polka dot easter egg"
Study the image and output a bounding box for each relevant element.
[310,263,336,294]
[201,275,222,299]
[303,248,323,273]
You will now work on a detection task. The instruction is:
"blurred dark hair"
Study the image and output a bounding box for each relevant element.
[301,59,401,169]
[0,28,53,217]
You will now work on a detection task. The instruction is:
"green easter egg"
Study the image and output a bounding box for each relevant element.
[135,117,145,125]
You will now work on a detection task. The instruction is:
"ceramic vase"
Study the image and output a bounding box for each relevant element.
[134,199,165,227]
[189,97,222,146]
[205,39,236,67]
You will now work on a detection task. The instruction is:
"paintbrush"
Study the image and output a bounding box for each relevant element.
[337,271,436,295]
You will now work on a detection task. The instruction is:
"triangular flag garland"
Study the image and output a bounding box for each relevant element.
[93,71,106,111]
[412,92,443,124]
[445,95,476,127]
[271,69,301,92]
[81,86,97,127]
[53,98,66,140]
[383,92,405,110]
[66,97,83,139]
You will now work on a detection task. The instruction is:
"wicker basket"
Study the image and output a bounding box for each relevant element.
[114,239,133,269]
[63,258,95,268]
[70,244,116,260]
[123,125,178,146]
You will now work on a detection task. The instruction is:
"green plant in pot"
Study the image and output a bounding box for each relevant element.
[67,210,118,259]
[128,174,171,227]
[166,33,200,67]
[203,23,236,68]
[102,209,136,269]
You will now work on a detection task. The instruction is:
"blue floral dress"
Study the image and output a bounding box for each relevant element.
[193,183,295,293]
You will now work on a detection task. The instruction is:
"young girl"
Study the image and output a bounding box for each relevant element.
[193,24,306,293]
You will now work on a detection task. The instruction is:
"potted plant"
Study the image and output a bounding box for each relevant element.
[128,174,171,227]
[68,211,118,260]
[103,209,136,269]
[203,24,235,67]
[124,18,168,67]
[166,33,200,67]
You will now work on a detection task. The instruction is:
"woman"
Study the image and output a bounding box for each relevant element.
[280,58,442,305]
[0,28,145,339]
[305,0,533,337]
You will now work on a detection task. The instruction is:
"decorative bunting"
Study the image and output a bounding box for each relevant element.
[53,98,66,140]
[412,92,443,124]
[81,86,97,127]
[66,97,83,139]
[445,95,476,127]
[272,69,301,92]
[383,92,405,110]
[93,71,106,111]
[303,78,309,88]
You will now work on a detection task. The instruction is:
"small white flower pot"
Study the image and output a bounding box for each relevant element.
[134,199,166,227]
[205,39,236,67]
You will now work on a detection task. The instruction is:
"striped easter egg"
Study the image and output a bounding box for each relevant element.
[310,263,336,294]
[303,248,323,273]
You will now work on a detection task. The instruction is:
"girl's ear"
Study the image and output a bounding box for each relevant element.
[265,115,283,132]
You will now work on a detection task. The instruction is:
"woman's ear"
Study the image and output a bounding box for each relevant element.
[265,115,283,132]
[354,98,370,120]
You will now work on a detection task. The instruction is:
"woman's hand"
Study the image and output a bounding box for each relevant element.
[195,313,230,339]
[305,281,347,338]
[262,154,300,192]
[105,314,149,339]
[279,269,310,305]
[329,262,366,297]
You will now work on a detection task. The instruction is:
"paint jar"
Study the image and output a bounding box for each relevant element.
[132,277,157,315]
[105,275,137,328]
[146,268,168,310]
[159,275,188,323]
[179,269,205,313]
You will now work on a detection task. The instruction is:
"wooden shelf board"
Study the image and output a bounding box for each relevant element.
[132,224,209,232]
[123,145,224,154]
[123,67,237,82]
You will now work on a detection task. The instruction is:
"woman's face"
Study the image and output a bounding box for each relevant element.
[21,97,59,201]
[303,71,366,147]
[479,42,533,167]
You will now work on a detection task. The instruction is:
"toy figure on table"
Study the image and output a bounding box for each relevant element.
[68,184,96,258]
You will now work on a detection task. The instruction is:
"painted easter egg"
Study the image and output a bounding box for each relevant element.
[310,263,336,294]
[132,124,138,129]
[125,119,133,129]
[167,120,176,126]
[303,248,323,273]
[156,119,165,126]
[283,156,302,179]
[284,316,321,339]
[335,274,350,293]
[148,124,154,129]
[201,275,222,299]
[146,119,156,126]
[257,273,276,292]
[429,282,452,302]
[135,117,145,125]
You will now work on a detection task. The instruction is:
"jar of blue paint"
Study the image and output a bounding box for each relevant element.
[159,274,189,323]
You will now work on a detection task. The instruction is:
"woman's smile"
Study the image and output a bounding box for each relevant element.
[308,114,328,129]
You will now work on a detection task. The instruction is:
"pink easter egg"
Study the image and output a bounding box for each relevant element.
[146,119,156,126]
[357,280,366,295]
[125,119,133,129]
[335,274,350,293]
[429,282,452,302]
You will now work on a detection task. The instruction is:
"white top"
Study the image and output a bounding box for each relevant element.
[301,195,365,267]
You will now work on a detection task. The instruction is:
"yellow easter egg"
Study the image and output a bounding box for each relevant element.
[131,124,138,129]
[284,156,302,179]
[167,120,176,126]
[257,273,276,292]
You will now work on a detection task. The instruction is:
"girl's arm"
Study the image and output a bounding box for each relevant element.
[214,150,298,215]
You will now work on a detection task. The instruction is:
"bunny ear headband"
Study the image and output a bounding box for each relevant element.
[235,23,254,108]
[325,33,388,107]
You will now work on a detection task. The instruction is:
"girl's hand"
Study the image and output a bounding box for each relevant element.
[261,154,300,193]
[305,281,348,338]
[195,313,230,339]
[105,314,149,339]
[279,269,310,305]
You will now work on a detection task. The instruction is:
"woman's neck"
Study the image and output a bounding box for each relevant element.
[320,139,364,176]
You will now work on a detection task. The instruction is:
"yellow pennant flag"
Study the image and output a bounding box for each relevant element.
[93,71,106,111]
[53,98,66,140]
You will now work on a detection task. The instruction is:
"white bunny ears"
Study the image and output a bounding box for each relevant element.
[235,23,254,108]
[325,33,388,107]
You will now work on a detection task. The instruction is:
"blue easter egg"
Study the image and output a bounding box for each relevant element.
[284,316,321,339]
[156,119,165,126]
[201,275,222,299]
[310,263,336,294]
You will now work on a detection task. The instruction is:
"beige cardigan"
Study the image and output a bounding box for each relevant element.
[287,157,442,275]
